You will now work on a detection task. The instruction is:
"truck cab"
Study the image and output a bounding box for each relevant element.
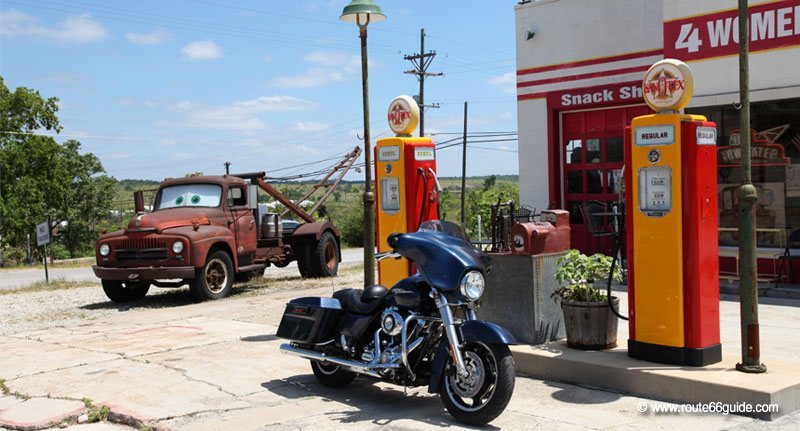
[93,174,341,303]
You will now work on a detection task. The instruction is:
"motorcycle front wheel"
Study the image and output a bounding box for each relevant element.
[439,342,515,426]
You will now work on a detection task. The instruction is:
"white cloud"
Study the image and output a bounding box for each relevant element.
[293,121,331,133]
[270,51,363,88]
[126,30,168,45]
[181,40,223,61]
[0,9,107,43]
[165,96,319,131]
[489,71,516,94]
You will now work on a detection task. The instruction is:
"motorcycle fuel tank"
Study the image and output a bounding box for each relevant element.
[386,275,427,310]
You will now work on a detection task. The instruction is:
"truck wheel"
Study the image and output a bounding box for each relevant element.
[102,280,150,303]
[297,243,313,278]
[190,250,233,301]
[311,232,339,277]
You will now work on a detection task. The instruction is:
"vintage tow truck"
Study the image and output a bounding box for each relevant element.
[93,148,361,303]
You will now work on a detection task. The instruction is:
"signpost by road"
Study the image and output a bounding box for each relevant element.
[36,221,50,283]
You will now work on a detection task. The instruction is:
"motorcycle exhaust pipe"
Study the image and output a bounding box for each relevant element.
[280,343,382,379]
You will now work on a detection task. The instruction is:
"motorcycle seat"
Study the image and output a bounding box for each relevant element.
[333,288,387,315]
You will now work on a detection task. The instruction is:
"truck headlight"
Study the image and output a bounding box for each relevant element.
[459,271,485,301]
[99,244,110,256]
[172,241,184,254]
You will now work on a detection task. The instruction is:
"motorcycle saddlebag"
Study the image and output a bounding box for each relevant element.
[276,297,343,344]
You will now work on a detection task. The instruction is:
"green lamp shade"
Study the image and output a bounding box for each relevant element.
[339,0,386,24]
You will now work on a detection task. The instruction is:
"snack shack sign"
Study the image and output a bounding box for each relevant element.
[664,0,800,61]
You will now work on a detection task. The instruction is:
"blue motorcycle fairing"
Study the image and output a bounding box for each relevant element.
[394,229,488,292]
[427,320,517,393]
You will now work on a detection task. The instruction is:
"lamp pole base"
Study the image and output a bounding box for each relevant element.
[736,362,767,373]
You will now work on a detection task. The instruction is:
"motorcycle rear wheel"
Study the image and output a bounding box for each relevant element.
[439,342,515,426]
[310,360,356,388]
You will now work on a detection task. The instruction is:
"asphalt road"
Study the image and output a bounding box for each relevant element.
[0,248,365,291]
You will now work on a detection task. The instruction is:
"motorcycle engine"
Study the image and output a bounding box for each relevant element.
[361,307,411,369]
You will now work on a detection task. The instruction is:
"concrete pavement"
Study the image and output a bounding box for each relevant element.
[1,281,798,430]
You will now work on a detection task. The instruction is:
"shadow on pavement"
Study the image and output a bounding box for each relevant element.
[260,375,498,430]
[546,381,621,404]
[79,285,257,310]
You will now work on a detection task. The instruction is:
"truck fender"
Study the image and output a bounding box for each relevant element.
[428,320,517,394]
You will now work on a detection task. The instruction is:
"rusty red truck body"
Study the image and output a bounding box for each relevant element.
[93,149,360,302]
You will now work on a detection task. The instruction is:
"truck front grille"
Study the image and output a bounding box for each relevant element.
[115,238,168,261]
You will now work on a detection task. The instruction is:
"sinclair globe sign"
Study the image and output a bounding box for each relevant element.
[642,59,695,112]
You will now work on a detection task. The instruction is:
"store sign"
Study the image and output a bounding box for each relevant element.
[635,125,675,146]
[642,59,694,111]
[717,128,791,167]
[387,95,419,136]
[664,0,800,61]
[552,82,644,109]
[414,147,435,161]
[696,127,717,145]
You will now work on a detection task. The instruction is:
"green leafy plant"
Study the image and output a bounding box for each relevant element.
[553,249,622,302]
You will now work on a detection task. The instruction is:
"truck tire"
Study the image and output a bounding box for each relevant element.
[311,231,339,278]
[102,280,150,303]
[190,250,234,302]
[297,243,313,278]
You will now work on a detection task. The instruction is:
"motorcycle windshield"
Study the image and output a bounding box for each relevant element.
[394,220,490,291]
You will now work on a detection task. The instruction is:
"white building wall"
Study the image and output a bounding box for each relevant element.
[514,0,663,210]
[516,99,548,209]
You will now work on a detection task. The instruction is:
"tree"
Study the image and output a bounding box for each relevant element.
[0,77,116,260]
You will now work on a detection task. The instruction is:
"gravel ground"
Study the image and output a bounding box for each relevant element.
[0,263,363,337]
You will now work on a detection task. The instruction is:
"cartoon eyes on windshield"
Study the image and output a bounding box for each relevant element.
[191,195,201,205]
[175,196,185,205]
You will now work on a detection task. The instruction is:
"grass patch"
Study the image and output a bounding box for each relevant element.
[0,278,97,296]
[0,379,9,395]
[1,257,94,271]
[82,398,110,423]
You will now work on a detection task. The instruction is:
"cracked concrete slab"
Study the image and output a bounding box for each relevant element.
[10,358,248,422]
[0,338,120,380]
[0,397,85,431]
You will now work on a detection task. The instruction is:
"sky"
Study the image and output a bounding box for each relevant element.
[0,0,518,181]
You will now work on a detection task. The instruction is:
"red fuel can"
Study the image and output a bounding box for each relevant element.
[511,210,571,255]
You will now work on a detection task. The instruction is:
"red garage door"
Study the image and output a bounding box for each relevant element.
[562,105,651,255]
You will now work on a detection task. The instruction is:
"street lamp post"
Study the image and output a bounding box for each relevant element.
[340,0,385,288]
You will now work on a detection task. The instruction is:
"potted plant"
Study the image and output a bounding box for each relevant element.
[553,249,623,349]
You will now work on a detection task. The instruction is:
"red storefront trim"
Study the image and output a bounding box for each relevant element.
[517,48,663,76]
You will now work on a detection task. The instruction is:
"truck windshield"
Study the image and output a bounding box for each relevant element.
[156,184,222,209]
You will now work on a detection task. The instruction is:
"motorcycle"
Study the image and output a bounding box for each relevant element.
[277,220,516,425]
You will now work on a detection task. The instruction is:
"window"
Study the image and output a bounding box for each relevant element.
[688,98,800,248]
[228,187,247,207]
[156,184,222,209]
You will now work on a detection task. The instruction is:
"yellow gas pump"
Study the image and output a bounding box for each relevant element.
[375,96,439,287]
[625,59,721,366]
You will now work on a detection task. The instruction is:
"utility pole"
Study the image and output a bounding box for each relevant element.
[404,28,442,137]
[224,162,231,175]
[735,0,766,374]
[460,102,468,226]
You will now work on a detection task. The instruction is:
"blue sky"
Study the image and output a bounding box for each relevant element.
[0,0,518,181]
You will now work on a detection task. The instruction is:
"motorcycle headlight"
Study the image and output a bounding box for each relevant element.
[172,240,184,254]
[459,270,485,301]
[99,243,110,256]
